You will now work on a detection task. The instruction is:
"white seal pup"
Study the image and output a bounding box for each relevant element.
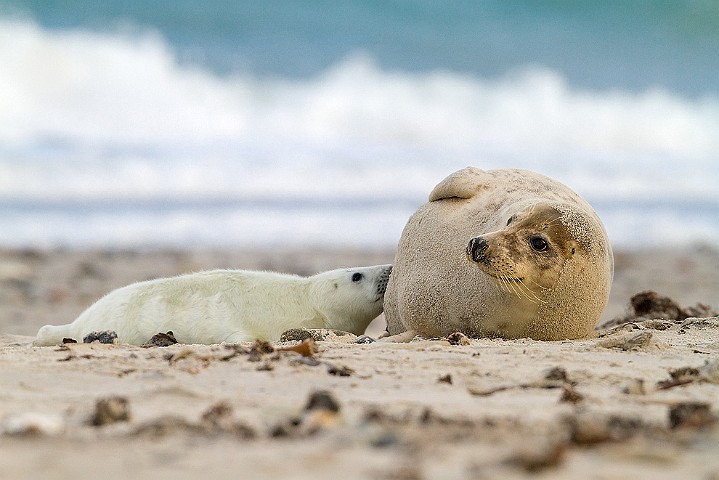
[384,167,613,341]
[34,265,392,346]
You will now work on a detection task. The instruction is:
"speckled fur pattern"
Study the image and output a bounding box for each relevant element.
[35,265,392,346]
[384,167,613,340]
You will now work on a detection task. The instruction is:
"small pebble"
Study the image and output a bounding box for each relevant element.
[305,390,340,413]
[142,331,178,347]
[597,331,652,351]
[446,332,470,345]
[83,330,118,344]
[91,396,131,426]
[669,402,715,430]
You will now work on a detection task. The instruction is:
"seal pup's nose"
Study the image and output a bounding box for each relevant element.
[376,265,392,295]
[467,237,489,263]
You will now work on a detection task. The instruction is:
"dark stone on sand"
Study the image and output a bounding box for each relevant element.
[142,331,178,347]
[91,396,131,426]
[446,331,470,345]
[280,328,354,342]
[83,330,118,344]
[669,402,715,429]
[631,291,685,320]
[304,390,340,413]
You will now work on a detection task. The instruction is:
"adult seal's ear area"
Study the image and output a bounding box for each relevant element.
[428,166,488,201]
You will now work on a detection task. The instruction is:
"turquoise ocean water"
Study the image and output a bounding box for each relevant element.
[0,1,717,248]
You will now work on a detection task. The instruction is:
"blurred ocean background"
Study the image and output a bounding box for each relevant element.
[0,1,717,249]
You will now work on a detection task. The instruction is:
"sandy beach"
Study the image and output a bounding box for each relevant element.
[1,246,718,479]
[3,2,718,478]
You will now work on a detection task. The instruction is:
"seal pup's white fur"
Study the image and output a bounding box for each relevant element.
[35,265,392,346]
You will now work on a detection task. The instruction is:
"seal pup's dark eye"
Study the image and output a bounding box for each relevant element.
[351,272,363,282]
[529,235,549,252]
[507,215,515,226]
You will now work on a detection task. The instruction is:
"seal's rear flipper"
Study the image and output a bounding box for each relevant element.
[429,166,487,201]
[33,324,72,346]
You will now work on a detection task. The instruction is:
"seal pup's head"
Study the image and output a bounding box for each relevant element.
[310,264,392,335]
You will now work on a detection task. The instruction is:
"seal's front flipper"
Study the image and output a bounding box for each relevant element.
[378,329,419,343]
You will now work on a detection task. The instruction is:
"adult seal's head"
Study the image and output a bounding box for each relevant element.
[384,167,613,341]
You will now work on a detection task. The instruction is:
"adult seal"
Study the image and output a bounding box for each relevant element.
[384,167,612,341]
[35,265,392,346]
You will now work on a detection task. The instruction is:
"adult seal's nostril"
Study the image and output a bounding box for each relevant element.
[376,265,392,295]
[467,237,489,262]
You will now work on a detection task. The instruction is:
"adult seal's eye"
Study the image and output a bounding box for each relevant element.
[352,272,363,282]
[529,236,549,252]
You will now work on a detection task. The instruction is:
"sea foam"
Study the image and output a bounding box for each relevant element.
[0,19,717,248]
